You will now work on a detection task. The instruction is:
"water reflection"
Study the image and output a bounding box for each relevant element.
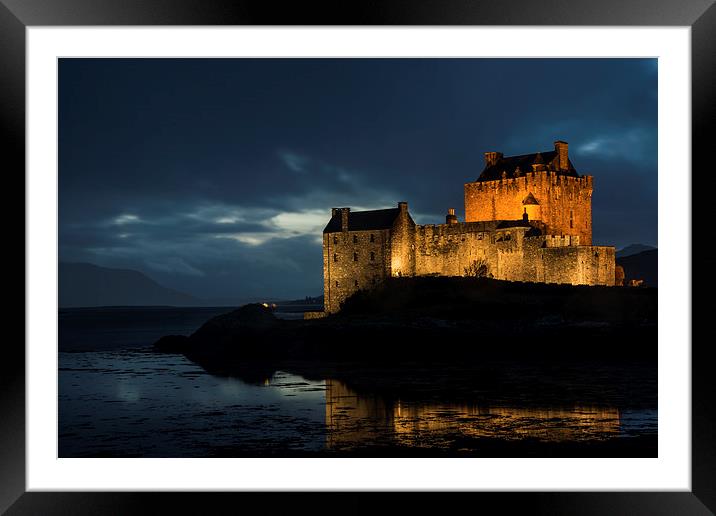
[58,307,656,457]
[59,350,654,457]
[325,379,623,451]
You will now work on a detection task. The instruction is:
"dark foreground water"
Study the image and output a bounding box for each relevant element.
[59,307,657,457]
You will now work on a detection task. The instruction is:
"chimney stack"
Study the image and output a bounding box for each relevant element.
[484,151,503,167]
[398,201,408,214]
[446,208,458,225]
[554,141,569,171]
[340,207,350,232]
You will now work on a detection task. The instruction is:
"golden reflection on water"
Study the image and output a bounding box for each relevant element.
[325,379,621,449]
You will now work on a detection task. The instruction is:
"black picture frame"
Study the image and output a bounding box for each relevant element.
[3,0,713,513]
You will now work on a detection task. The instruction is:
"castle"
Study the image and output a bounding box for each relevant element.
[319,140,616,314]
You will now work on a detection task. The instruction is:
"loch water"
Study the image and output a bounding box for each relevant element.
[59,307,657,457]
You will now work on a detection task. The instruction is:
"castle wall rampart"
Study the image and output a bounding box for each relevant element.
[539,245,615,286]
[413,223,545,281]
[414,222,500,278]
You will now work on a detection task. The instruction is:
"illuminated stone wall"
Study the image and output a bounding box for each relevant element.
[410,223,613,285]
[540,245,616,286]
[413,222,497,278]
[389,202,417,278]
[323,204,420,313]
[323,221,615,313]
[323,228,391,314]
[464,172,593,245]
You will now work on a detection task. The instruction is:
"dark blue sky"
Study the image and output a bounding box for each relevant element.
[59,58,657,301]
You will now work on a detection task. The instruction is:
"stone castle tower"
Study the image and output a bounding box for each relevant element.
[464,141,593,245]
[316,140,615,315]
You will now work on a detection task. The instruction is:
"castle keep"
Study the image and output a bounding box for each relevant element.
[320,141,616,314]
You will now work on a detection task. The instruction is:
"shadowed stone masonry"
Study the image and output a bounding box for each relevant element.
[319,140,616,314]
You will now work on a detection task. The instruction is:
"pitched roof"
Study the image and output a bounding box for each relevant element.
[323,208,401,233]
[477,150,579,182]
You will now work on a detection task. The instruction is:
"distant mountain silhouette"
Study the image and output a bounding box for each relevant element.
[616,244,657,259]
[616,249,658,287]
[59,262,200,307]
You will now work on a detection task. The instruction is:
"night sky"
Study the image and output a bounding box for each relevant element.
[59,58,657,302]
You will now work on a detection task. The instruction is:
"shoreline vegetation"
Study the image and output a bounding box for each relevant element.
[154,276,657,371]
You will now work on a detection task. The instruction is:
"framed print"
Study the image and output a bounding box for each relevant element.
[3,0,714,513]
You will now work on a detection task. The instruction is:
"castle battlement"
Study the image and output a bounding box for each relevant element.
[317,140,616,314]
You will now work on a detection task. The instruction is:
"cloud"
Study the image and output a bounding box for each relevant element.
[217,232,275,246]
[83,149,451,273]
[112,213,141,225]
[278,151,309,173]
[574,127,655,164]
[269,209,329,237]
[215,216,240,224]
[214,208,328,246]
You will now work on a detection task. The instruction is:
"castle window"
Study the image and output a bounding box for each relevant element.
[370,252,375,261]
[333,253,338,262]
[333,235,338,244]
[353,235,358,244]
[353,252,358,261]
[570,210,574,229]
[335,281,339,287]
[354,280,359,287]
[370,234,375,242]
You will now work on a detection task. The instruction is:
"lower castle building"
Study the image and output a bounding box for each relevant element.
[320,140,616,314]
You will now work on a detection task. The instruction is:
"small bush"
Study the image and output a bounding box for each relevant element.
[464,258,489,277]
